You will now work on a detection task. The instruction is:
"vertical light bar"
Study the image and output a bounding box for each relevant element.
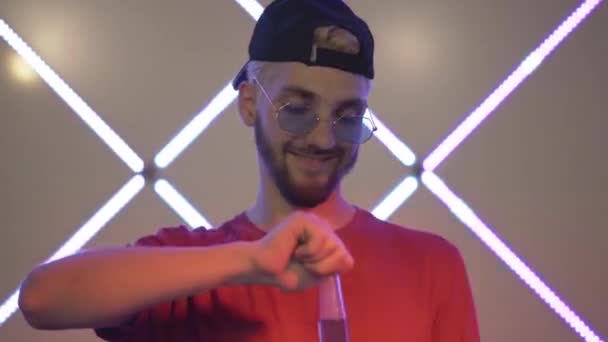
[421,171,603,342]
[371,176,418,220]
[423,0,604,172]
[0,175,145,325]
[0,20,144,173]
[154,83,237,168]
[154,179,212,229]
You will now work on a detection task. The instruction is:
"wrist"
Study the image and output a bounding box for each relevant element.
[222,241,263,286]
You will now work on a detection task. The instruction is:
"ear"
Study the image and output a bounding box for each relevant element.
[237,81,257,127]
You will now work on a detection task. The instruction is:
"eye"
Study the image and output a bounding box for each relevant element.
[337,107,366,121]
[339,115,364,126]
[282,104,312,115]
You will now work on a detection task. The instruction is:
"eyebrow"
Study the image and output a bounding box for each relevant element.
[277,85,317,101]
[277,85,368,112]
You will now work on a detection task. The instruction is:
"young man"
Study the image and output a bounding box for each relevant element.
[18,0,480,341]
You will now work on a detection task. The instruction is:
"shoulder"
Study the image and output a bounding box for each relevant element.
[353,209,465,268]
[130,214,246,247]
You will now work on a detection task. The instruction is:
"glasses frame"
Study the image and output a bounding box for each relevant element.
[251,77,377,144]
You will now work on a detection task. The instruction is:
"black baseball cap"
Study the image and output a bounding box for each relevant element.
[232,0,375,90]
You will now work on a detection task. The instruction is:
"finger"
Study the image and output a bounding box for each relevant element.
[303,247,354,276]
[293,228,327,259]
[295,238,336,263]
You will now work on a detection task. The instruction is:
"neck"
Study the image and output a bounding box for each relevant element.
[247,179,356,233]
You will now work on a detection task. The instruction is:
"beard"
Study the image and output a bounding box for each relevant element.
[254,116,357,208]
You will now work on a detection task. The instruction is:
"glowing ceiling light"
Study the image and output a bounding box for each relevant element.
[0,175,145,325]
[422,0,604,172]
[0,20,144,173]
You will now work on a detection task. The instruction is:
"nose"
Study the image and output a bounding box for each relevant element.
[306,116,336,149]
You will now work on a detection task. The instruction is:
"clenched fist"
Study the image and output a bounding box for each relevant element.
[249,212,354,291]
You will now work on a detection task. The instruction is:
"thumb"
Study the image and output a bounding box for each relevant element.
[276,271,299,290]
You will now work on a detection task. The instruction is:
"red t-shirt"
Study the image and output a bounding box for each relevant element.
[95,207,479,341]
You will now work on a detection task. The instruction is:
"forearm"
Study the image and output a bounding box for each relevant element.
[18,242,256,330]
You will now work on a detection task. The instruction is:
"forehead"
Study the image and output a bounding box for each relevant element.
[264,62,370,103]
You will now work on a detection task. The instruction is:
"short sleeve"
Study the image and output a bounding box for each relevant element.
[93,225,216,341]
[130,225,200,247]
[430,238,480,342]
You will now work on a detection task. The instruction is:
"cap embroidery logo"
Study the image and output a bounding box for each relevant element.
[311,25,360,63]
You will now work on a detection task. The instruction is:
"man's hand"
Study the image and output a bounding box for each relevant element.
[249,211,354,291]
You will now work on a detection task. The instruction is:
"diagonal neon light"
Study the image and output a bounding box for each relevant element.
[371,176,418,220]
[0,175,145,325]
[373,1,606,338]
[421,171,603,342]
[0,20,145,173]
[423,0,604,172]
[366,110,416,166]
[233,0,263,20]
[154,179,212,228]
[154,83,238,168]
[238,0,264,20]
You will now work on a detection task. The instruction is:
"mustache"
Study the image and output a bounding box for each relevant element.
[285,145,342,158]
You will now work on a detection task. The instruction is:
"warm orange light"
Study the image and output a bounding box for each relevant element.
[7,52,37,84]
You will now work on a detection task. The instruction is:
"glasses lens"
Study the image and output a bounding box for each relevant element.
[278,107,374,144]
[335,116,374,144]
[277,105,318,135]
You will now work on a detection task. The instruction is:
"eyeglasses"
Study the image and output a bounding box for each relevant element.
[252,78,377,144]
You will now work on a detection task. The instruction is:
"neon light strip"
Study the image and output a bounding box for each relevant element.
[233,0,264,20]
[423,0,604,172]
[154,180,212,228]
[421,171,603,342]
[372,0,605,337]
[0,20,144,173]
[371,176,418,220]
[0,292,19,327]
[0,175,145,325]
[366,110,417,166]
[154,84,237,168]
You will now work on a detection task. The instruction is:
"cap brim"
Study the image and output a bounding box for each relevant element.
[232,62,249,90]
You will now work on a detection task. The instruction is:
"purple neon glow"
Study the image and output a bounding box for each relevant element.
[423,0,604,172]
[421,171,603,342]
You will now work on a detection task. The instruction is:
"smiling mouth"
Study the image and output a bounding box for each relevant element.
[287,150,336,161]
[287,149,336,161]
